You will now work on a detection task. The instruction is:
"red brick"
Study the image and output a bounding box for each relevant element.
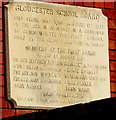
[110,61,116,71]
[53,0,64,4]
[109,40,116,49]
[2,1,9,5]
[111,92,116,97]
[0,53,4,63]
[84,0,93,7]
[0,98,8,108]
[0,97,1,106]
[0,2,2,7]
[110,82,116,92]
[16,109,38,116]
[0,109,2,118]
[0,20,2,30]
[2,109,15,118]
[0,31,3,40]
[0,41,3,52]
[75,0,83,6]
[110,72,116,81]
[0,8,2,19]
[105,0,115,9]
[65,0,74,5]
[114,1,116,9]
[0,87,5,97]
[7,101,14,109]
[109,30,116,40]
[94,0,104,8]
[109,51,116,60]
[42,0,53,2]
[0,75,4,86]
[0,65,4,75]
[108,19,116,29]
[102,9,116,19]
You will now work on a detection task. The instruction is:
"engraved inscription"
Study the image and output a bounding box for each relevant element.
[5,2,110,109]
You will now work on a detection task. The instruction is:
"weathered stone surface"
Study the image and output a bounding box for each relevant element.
[5,2,110,109]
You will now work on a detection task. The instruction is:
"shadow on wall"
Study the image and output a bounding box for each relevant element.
[2,97,116,120]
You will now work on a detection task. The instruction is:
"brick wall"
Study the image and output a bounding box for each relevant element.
[0,0,116,119]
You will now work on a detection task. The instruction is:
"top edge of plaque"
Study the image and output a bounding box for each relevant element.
[5,1,107,19]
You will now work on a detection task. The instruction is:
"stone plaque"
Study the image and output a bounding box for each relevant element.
[5,2,110,109]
